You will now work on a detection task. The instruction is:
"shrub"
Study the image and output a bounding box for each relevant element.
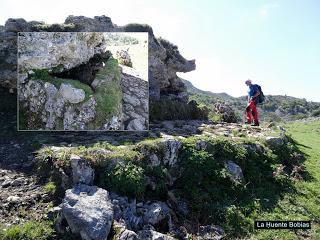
[101,161,146,198]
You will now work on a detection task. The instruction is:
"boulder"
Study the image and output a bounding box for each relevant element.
[112,220,139,240]
[70,155,94,185]
[60,184,113,240]
[162,139,182,166]
[116,49,132,67]
[214,102,237,123]
[137,230,175,240]
[265,136,285,148]
[59,83,86,104]
[198,225,225,240]
[142,202,170,226]
[224,161,244,183]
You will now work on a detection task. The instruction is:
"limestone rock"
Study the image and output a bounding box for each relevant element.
[64,15,115,32]
[60,184,113,240]
[142,202,171,226]
[214,102,237,123]
[121,65,148,130]
[2,16,195,107]
[198,225,225,240]
[18,32,106,72]
[70,155,94,185]
[224,161,244,183]
[162,139,182,166]
[5,18,30,32]
[137,230,175,240]
[112,220,139,240]
[116,49,132,67]
[59,83,85,104]
[265,136,285,148]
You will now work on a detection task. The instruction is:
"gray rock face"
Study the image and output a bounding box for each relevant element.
[142,202,170,226]
[61,184,113,240]
[59,83,86,104]
[18,32,106,72]
[161,139,182,166]
[224,161,244,183]
[265,136,285,148]
[198,225,225,240]
[19,78,97,130]
[214,102,238,123]
[112,221,139,240]
[121,66,149,130]
[70,155,94,185]
[137,230,175,240]
[1,15,195,105]
[64,15,115,32]
[116,49,132,67]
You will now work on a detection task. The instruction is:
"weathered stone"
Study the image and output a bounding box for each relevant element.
[214,101,238,123]
[224,161,244,183]
[70,155,94,185]
[137,230,175,240]
[112,220,139,240]
[116,49,132,67]
[18,32,106,72]
[59,83,86,104]
[198,225,225,240]
[265,136,285,148]
[64,15,115,32]
[161,139,182,166]
[142,202,170,226]
[61,184,113,240]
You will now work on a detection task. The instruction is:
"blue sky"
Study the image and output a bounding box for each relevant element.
[1,0,319,101]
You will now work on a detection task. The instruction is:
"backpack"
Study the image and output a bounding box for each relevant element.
[254,84,265,104]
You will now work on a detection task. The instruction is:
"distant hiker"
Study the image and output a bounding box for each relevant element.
[245,79,260,126]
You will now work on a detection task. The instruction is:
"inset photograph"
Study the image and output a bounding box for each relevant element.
[17,32,148,131]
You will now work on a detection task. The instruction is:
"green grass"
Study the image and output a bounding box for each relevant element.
[0,221,55,240]
[92,57,122,127]
[250,120,320,239]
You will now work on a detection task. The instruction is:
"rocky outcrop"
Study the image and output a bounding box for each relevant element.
[224,161,244,183]
[214,101,238,123]
[17,32,125,130]
[1,15,196,108]
[18,32,106,72]
[60,184,114,240]
[70,155,95,185]
[121,66,149,130]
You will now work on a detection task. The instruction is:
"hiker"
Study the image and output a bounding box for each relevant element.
[245,79,260,126]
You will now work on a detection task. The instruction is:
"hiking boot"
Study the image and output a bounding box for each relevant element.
[251,122,259,126]
[244,121,251,124]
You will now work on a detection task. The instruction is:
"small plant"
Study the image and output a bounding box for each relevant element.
[44,181,56,195]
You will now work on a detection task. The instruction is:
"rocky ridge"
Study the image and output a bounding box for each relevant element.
[2,119,301,239]
[1,16,195,103]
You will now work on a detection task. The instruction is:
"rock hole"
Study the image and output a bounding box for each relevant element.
[50,51,111,86]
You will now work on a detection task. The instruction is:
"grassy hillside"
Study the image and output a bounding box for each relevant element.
[183,79,320,122]
[250,120,320,239]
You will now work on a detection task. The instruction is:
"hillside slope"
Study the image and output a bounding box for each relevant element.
[183,79,320,122]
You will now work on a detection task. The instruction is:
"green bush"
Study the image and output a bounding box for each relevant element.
[101,161,146,198]
[312,108,320,117]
